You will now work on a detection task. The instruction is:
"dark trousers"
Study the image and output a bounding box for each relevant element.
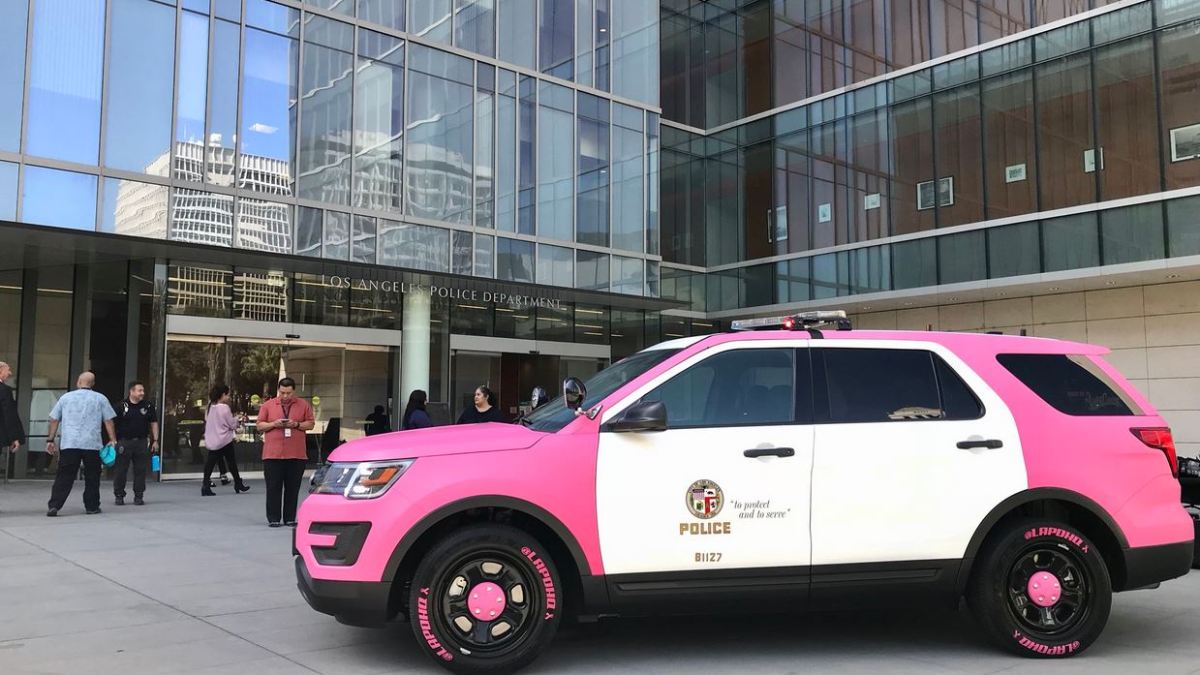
[49,449,101,511]
[112,438,149,498]
[203,443,243,487]
[263,458,306,524]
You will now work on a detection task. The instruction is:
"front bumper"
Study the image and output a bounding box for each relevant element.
[1121,540,1195,590]
[295,555,394,627]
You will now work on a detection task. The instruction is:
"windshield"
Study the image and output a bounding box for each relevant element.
[524,348,682,433]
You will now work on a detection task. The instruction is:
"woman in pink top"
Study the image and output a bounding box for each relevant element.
[202,385,250,496]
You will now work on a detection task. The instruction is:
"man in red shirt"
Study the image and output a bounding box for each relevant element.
[255,378,315,527]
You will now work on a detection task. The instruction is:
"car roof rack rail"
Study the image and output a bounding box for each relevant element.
[729,310,852,338]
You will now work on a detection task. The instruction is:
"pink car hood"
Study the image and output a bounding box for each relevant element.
[327,423,546,462]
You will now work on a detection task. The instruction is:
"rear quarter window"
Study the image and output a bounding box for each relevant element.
[997,353,1143,416]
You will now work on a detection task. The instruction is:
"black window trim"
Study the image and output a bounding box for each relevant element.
[812,346,987,425]
[603,346,815,432]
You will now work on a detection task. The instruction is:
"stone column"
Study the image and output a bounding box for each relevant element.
[401,290,431,400]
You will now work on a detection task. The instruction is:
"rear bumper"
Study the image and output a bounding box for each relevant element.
[1121,540,1195,590]
[295,556,394,627]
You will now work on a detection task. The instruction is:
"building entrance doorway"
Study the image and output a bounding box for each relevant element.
[161,317,400,478]
[448,337,610,424]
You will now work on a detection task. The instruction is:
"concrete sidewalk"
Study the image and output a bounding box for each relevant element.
[1,479,1198,675]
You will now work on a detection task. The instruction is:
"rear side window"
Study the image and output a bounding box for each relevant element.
[997,354,1142,416]
[819,348,983,423]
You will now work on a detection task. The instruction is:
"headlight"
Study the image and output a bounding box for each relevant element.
[310,460,413,499]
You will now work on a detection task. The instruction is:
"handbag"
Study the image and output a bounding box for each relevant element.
[100,443,117,467]
[151,454,161,472]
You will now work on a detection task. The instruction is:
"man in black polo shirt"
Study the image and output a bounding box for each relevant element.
[113,381,159,506]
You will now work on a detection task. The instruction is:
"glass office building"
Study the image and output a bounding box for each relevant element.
[0,0,670,479]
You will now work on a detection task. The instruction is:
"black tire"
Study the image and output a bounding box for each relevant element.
[408,524,564,675]
[967,519,1111,658]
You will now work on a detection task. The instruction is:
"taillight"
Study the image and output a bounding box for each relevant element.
[1131,427,1179,478]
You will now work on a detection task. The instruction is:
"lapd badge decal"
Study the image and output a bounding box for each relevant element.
[686,480,723,519]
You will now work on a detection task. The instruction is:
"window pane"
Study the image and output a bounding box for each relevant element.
[378,220,450,272]
[934,356,983,420]
[848,110,889,243]
[612,254,643,295]
[987,221,1040,278]
[998,354,1136,416]
[241,26,299,195]
[298,16,354,204]
[176,10,208,155]
[324,211,350,260]
[647,113,660,255]
[406,46,474,224]
[537,244,573,286]
[934,85,983,227]
[538,83,574,241]
[537,302,573,341]
[171,189,235,246]
[474,233,494,277]
[1168,196,1200,257]
[540,0,574,79]
[518,76,536,235]
[1042,212,1099,272]
[1101,203,1164,265]
[611,0,658,105]
[296,206,322,256]
[451,230,473,275]
[236,198,293,253]
[101,178,168,238]
[475,86,495,228]
[499,0,536,69]
[983,71,1037,219]
[354,31,404,213]
[822,348,940,423]
[575,304,609,344]
[1095,37,1160,200]
[612,109,644,252]
[642,348,796,428]
[352,215,377,263]
[357,0,404,30]
[937,230,986,284]
[497,237,534,282]
[0,161,16,220]
[208,19,240,185]
[309,0,353,16]
[0,0,28,152]
[577,95,609,246]
[496,86,518,231]
[22,166,97,231]
[576,0,594,87]
[411,0,452,44]
[455,0,496,57]
[891,238,937,290]
[576,250,609,290]
[1159,22,1200,190]
[27,0,105,164]
[891,98,936,234]
[105,0,175,175]
[1037,55,1095,210]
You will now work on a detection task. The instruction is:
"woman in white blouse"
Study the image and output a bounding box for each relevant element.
[202,385,250,496]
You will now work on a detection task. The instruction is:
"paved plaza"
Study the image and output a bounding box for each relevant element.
[0,479,1197,674]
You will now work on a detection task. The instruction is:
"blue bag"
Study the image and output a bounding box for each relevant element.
[100,443,117,467]
[151,454,161,472]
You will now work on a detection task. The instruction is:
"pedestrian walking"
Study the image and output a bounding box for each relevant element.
[45,372,117,517]
[202,385,250,496]
[255,377,314,528]
[401,390,432,430]
[456,385,507,424]
[365,404,392,436]
[112,382,160,506]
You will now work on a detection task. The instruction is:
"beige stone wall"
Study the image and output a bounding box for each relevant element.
[853,281,1200,460]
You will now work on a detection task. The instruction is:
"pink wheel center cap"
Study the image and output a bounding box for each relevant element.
[1027,571,1062,608]
[467,582,506,621]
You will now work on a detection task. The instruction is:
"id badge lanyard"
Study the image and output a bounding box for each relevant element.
[282,401,294,438]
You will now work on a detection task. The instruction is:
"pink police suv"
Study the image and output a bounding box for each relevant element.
[294,311,1194,673]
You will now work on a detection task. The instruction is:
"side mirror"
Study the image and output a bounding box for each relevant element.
[609,400,667,433]
[563,377,587,411]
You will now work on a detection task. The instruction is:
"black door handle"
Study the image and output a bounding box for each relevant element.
[957,439,1003,450]
[743,447,795,458]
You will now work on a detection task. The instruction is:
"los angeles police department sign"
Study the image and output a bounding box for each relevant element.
[321,275,565,311]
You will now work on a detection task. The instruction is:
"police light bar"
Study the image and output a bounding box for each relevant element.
[730,310,851,332]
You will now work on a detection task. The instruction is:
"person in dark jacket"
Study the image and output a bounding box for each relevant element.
[456,385,507,424]
[401,391,433,430]
[0,362,25,493]
[365,405,392,435]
